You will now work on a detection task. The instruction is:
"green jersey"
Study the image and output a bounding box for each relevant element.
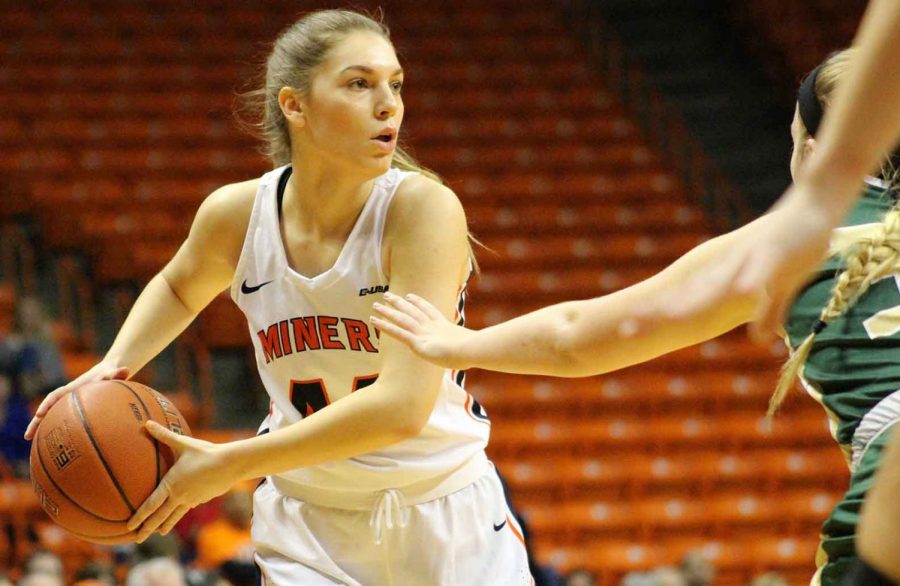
[785,179,899,451]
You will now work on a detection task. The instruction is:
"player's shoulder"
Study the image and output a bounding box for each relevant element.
[201,178,259,220]
[192,177,260,237]
[390,172,465,227]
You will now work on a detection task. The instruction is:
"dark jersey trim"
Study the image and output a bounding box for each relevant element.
[276,166,293,219]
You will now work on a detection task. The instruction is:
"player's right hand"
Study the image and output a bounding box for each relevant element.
[24,361,130,440]
[370,292,473,370]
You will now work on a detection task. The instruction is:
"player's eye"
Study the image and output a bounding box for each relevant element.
[390,80,403,93]
[349,79,368,89]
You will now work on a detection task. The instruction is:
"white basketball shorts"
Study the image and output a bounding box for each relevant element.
[251,469,534,586]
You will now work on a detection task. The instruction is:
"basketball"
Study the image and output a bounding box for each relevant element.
[29,380,191,540]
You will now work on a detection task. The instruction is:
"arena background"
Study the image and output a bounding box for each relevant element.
[0,1,870,584]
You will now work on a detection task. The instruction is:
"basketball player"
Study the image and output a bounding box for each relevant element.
[25,10,531,585]
[647,0,900,344]
[372,48,899,586]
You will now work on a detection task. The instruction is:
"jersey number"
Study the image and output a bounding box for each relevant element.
[863,275,900,339]
[290,374,379,417]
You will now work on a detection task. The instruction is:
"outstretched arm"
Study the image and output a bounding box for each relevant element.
[655,0,900,342]
[372,215,769,376]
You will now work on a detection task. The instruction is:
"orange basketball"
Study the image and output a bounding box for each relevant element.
[29,380,191,540]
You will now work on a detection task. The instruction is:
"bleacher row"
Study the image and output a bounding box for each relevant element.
[0,1,860,584]
[732,0,867,82]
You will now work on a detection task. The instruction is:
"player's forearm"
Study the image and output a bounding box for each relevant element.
[454,228,759,377]
[225,382,428,480]
[103,273,198,374]
[796,0,900,218]
[455,280,752,377]
[451,302,590,376]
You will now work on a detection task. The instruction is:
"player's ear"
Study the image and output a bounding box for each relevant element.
[278,87,305,128]
[801,136,816,160]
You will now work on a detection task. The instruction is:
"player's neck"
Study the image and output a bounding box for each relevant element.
[283,157,377,239]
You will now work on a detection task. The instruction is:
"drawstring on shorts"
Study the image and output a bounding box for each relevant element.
[370,489,410,545]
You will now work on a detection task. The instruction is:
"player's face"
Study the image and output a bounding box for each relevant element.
[299,32,404,175]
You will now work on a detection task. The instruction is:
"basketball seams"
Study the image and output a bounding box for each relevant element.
[31,380,189,537]
[34,404,130,524]
[109,379,162,485]
[72,387,138,514]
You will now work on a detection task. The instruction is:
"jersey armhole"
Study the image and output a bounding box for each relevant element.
[375,169,417,283]
[229,168,286,301]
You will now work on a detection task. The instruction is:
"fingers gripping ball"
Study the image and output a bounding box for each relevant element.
[29,380,191,540]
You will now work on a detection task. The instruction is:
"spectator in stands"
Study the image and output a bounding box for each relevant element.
[73,561,117,586]
[0,368,30,474]
[194,490,253,571]
[748,572,789,586]
[653,567,688,586]
[217,560,260,586]
[132,533,181,565]
[126,557,186,586]
[2,297,66,400]
[16,575,62,586]
[371,47,895,586]
[679,552,713,586]
[21,551,63,582]
[564,568,596,586]
[171,496,223,562]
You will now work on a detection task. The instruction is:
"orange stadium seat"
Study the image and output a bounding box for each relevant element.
[464,200,702,237]
[747,535,820,572]
[0,284,15,335]
[761,448,849,491]
[774,490,840,534]
[560,500,641,539]
[707,493,782,536]
[635,496,714,539]
[558,455,646,499]
[584,540,666,578]
[497,459,567,499]
[199,293,251,349]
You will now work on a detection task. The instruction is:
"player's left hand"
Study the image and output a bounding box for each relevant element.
[625,187,830,345]
[370,292,474,369]
[128,421,235,542]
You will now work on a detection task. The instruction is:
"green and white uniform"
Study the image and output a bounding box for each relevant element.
[784,178,900,586]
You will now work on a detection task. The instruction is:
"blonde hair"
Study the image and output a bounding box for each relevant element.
[239,9,440,182]
[794,49,855,145]
[770,48,900,419]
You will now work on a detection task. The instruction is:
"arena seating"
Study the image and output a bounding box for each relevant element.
[0,1,862,583]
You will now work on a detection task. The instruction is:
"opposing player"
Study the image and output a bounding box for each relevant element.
[24,10,531,585]
[650,0,900,344]
[372,48,899,585]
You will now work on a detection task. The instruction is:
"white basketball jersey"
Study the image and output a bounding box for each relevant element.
[230,166,491,509]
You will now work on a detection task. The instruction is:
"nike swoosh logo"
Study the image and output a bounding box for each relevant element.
[493,520,507,532]
[241,279,273,294]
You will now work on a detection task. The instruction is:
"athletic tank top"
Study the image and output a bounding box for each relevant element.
[785,178,900,453]
[230,166,491,509]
